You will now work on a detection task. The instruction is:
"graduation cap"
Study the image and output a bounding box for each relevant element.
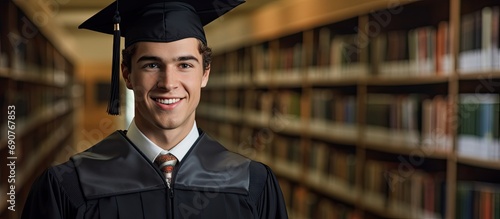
[79,0,245,115]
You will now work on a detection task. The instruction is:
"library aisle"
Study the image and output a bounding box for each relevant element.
[0,0,122,218]
[0,1,78,218]
[1,0,500,219]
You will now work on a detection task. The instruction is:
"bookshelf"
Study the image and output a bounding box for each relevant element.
[0,1,76,218]
[198,0,500,218]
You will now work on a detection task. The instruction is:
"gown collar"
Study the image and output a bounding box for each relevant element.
[71,130,250,199]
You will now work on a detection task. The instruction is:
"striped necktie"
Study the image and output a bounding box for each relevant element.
[155,153,177,188]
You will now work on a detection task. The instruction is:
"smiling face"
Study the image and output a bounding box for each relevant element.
[122,38,210,147]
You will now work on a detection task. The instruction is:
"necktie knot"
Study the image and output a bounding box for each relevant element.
[155,153,177,188]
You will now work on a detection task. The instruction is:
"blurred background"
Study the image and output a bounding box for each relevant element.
[1,0,500,218]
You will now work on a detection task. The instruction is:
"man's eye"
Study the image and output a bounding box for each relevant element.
[143,63,159,69]
[179,63,193,69]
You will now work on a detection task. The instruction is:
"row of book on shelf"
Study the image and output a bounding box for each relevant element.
[456,181,500,219]
[214,5,499,83]
[457,93,500,160]
[205,88,500,160]
[329,92,498,159]
[205,118,500,219]
[292,90,498,159]
[0,11,71,77]
[249,90,302,118]
[265,153,495,219]
[278,157,464,219]
[282,125,496,218]
[266,89,500,160]
[373,22,452,77]
[460,6,500,73]
[366,94,452,151]
[364,159,446,218]
[364,160,500,219]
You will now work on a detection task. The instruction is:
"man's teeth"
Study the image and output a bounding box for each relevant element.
[156,98,180,104]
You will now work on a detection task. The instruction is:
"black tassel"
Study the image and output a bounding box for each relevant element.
[108,10,121,115]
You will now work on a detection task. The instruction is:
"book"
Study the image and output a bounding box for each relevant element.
[456,181,500,219]
[459,6,500,73]
[457,94,500,160]
[436,21,452,74]
[364,159,446,218]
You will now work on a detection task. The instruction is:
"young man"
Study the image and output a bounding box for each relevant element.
[21,0,288,218]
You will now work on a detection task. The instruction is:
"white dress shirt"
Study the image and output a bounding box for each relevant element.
[126,119,199,162]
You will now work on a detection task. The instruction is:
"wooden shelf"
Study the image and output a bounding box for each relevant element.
[307,119,358,145]
[305,75,361,87]
[365,75,451,86]
[208,74,253,88]
[242,111,303,136]
[365,141,451,160]
[0,100,71,150]
[251,72,304,88]
[458,71,500,80]
[362,191,442,219]
[0,67,8,78]
[197,104,243,123]
[259,152,359,205]
[211,71,457,88]
[457,155,500,171]
[10,68,68,88]
[305,173,358,205]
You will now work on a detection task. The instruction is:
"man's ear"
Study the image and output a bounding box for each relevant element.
[201,66,210,88]
[122,64,133,89]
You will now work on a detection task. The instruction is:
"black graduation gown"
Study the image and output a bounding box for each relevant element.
[21,130,288,219]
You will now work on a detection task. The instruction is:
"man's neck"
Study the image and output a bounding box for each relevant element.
[134,120,195,151]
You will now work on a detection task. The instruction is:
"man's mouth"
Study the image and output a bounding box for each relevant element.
[155,98,181,105]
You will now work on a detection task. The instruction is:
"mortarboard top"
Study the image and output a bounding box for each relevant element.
[78,0,245,115]
[79,0,246,47]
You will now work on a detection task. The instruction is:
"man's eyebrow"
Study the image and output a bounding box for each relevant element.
[176,55,199,63]
[136,56,162,63]
[136,55,199,63]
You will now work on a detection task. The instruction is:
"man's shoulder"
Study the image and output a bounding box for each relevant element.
[43,131,129,182]
[69,130,164,199]
[73,130,129,155]
[48,159,80,182]
[196,132,271,178]
[37,132,118,194]
[190,133,251,167]
[33,159,86,207]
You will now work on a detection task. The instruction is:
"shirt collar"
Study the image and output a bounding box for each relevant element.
[126,119,199,162]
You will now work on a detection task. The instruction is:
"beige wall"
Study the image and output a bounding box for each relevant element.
[73,62,126,152]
